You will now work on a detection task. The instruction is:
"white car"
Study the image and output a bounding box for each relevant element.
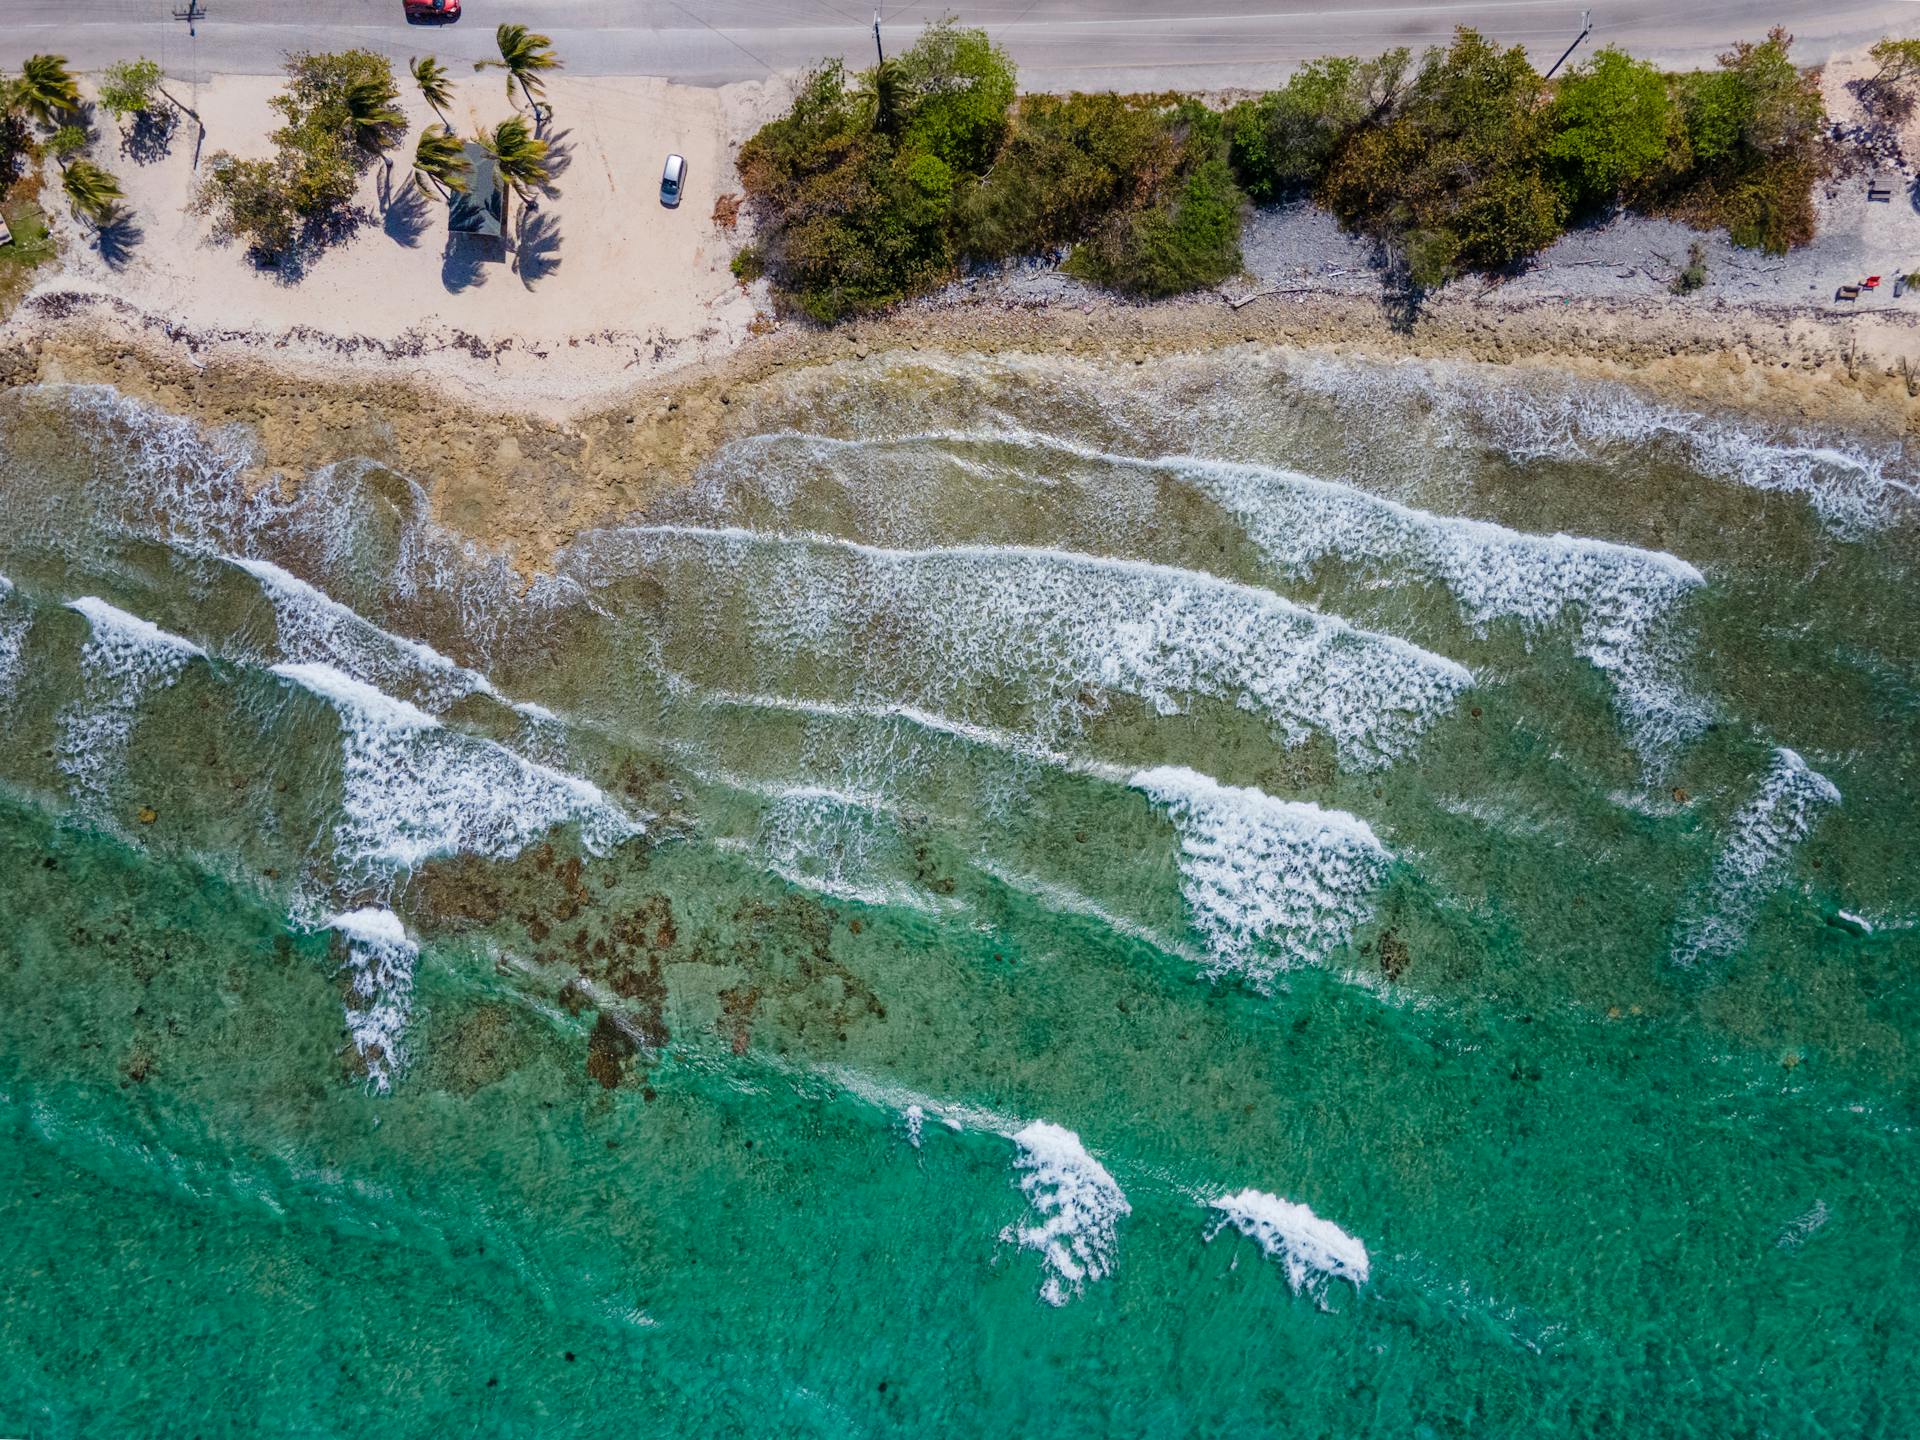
[660,153,686,209]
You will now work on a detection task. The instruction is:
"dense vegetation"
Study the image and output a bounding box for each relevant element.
[737,23,1840,318]
[194,49,406,260]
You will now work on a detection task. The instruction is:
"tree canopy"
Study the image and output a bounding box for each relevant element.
[1547,48,1675,209]
[195,49,405,260]
[735,22,1838,317]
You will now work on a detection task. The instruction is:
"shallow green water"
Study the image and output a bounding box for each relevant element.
[0,350,1914,1437]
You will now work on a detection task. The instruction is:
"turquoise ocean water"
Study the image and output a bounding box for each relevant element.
[0,348,1915,1436]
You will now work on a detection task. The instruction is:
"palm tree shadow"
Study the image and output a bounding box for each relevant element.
[515,206,561,289]
[538,127,574,190]
[94,206,145,270]
[385,182,433,248]
[443,234,498,292]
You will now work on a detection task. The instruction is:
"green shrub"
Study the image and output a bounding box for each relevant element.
[1653,28,1825,253]
[896,23,1016,172]
[194,49,401,259]
[1860,38,1920,122]
[48,125,88,161]
[730,245,764,282]
[736,25,1016,322]
[959,93,1181,260]
[1670,240,1707,292]
[1548,47,1675,210]
[193,153,302,256]
[98,58,164,121]
[1319,29,1563,288]
[1064,110,1246,297]
[1225,51,1408,202]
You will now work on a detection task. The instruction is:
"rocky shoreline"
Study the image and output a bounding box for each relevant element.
[2,280,1916,568]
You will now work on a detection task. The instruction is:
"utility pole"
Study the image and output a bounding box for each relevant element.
[873,8,884,64]
[1543,9,1593,80]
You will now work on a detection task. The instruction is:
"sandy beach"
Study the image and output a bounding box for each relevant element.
[15,71,791,414]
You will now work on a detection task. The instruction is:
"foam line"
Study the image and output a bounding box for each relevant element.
[598,525,1472,771]
[59,597,206,808]
[1134,765,1391,987]
[715,424,1710,761]
[1670,747,1841,968]
[0,575,24,700]
[977,859,1206,966]
[1206,1188,1370,1306]
[231,555,500,713]
[326,907,418,1094]
[1281,353,1918,535]
[272,660,636,879]
[1000,1121,1131,1307]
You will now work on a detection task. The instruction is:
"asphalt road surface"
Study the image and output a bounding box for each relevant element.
[0,0,1913,90]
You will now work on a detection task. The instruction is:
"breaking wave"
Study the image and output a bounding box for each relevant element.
[270,660,636,885]
[327,907,419,1095]
[582,525,1472,770]
[1206,1187,1371,1307]
[1283,354,1918,536]
[231,556,501,715]
[1670,748,1841,968]
[58,597,206,812]
[1000,1120,1131,1307]
[1134,765,1391,987]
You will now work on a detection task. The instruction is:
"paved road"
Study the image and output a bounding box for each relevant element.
[0,0,1912,89]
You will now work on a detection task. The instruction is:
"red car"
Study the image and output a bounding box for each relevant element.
[403,0,460,22]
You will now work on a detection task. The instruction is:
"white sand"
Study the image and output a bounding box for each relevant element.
[33,70,790,416]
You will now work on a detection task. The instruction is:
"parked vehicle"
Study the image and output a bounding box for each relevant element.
[403,0,460,23]
[660,153,686,209]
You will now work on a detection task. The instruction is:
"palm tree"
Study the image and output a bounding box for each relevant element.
[853,59,906,136]
[62,159,122,227]
[12,53,82,129]
[480,115,549,249]
[411,124,470,199]
[410,55,453,125]
[482,116,550,203]
[343,75,406,159]
[475,24,560,122]
[341,74,406,200]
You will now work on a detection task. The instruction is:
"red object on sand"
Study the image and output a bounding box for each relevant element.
[1863,276,1882,289]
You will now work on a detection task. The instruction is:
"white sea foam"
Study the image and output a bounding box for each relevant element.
[707,422,1710,762]
[1000,1121,1131,1307]
[0,575,25,700]
[731,422,1716,763]
[1161,454,1710,761]
[231,556,500,714]
[699,687,1130,785]
[1284,354,1918,536]
[326,907,418,1094]
[59,597,206,808]
[1134,765,1391,987]
[1670,748,1841,968]
[1206,1187,1371,1306]
[271,661,636,880]
[1835,909,1874,935]
[593,525,1471,770]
